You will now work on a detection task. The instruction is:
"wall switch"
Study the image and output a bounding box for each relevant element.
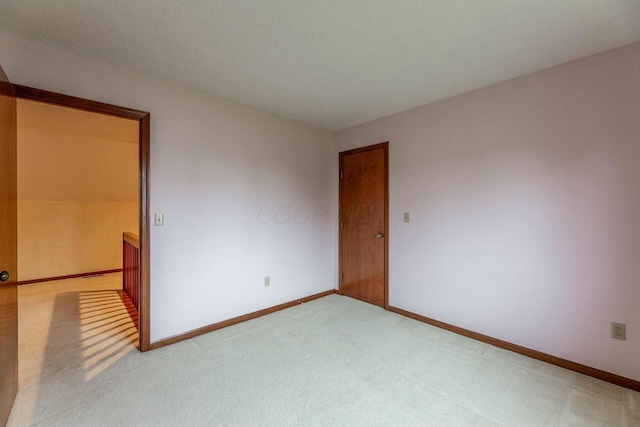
[611,322,626,340]
[154,213,164,226]
[264,276,270,287]
[404,212,410,223]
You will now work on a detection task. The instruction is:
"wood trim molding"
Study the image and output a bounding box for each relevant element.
[149,289,337,350]
[338,141,389,309]
[388,305,640,392]
[0,68,15,97]
[138,113,151,351]
[14,85,151,352]
[383,143,389,310]
[13,85,148,120]
[17,269,123,286]
[338,142,389,157]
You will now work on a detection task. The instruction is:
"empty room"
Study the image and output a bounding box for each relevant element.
[0,1,639,426]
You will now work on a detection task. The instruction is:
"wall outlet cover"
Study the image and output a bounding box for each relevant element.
[611,322,626,341]
[264,276,270,287]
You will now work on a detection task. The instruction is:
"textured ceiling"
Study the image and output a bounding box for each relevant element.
[1,1,639,130]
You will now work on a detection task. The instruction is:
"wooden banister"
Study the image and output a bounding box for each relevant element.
[123,232,140,248]
[122,232,140,320]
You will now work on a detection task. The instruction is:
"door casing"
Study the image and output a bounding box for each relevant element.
[14,85,152,352]
[338,141,389,309]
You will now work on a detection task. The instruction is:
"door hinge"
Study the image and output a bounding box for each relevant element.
[340,222,344,230]
[340,171,343,178]
[341,272,344,280]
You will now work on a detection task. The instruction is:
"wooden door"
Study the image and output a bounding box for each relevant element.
[339,142,388,307]
[0,65,18,426]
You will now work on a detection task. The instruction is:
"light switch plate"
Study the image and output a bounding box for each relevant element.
[154,213,164,226]
[404,212,410,223]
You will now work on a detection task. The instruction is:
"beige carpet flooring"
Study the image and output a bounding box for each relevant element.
[7,273,640,426]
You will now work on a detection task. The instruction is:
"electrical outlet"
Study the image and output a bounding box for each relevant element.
[264,276,270,287]
[404,212,410,223]
[611,322,626,341]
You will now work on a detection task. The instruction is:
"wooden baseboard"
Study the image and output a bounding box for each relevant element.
[388,305,640,392]
[17,269,123,286]
[149,289,337,350]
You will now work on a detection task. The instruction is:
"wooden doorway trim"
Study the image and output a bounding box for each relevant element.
[14,85,152,352]
[338,141,389,309]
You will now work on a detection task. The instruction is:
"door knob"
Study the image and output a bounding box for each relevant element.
[0,271,9,282]
[375,232,384,239]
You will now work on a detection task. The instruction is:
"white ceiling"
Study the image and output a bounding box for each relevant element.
[1,1,639,130]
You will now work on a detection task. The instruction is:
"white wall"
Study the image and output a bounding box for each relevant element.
[18,201,138,281]
[336,42,640,381]
[0,33,336,342]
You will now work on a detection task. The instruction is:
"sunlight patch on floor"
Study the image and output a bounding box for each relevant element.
[78,290,138,380]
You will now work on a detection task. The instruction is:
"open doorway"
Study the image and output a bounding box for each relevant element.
[16,97,140,367]
[14,86,150,352]
[17,99,139,282]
